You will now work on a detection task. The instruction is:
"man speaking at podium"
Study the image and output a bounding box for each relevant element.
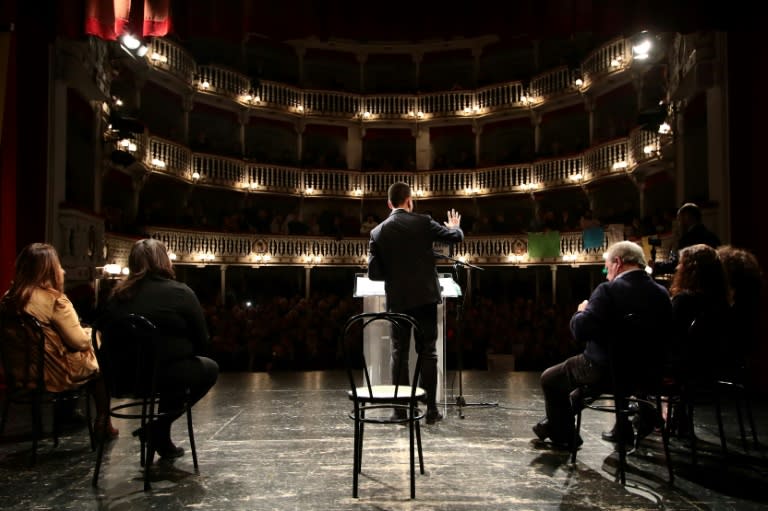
[367,182,464,424]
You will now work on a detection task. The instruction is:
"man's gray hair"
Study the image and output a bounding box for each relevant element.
[604,240,647,267]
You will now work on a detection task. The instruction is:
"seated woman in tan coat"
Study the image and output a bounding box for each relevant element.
[1,243,117,439]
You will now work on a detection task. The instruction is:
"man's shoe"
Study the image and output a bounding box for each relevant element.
[532,420,550,441]
[155,442,185,459]
[426,409,443,424]
[389,409,407,422]
[601,421,635,444]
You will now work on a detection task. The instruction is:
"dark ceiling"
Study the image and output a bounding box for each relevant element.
[167,0,726,45]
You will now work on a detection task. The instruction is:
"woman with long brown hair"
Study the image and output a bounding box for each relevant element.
[1,243,118,439]
[103,238,218,459]
[667,243,730,382]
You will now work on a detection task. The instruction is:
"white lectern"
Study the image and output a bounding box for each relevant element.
[353,273,461,414]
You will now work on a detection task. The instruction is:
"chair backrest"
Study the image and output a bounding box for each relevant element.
[93,314,159,399]
[608,313,661,396]
[340,312,424,401]
[0,303,46,392]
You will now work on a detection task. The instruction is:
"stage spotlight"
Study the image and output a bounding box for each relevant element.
[119,33,149,59]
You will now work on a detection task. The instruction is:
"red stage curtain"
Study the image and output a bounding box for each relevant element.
[85,0,168,39]
[85,0,131,41]
[143,0,170,37]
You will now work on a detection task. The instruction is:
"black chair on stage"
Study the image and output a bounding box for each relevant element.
[91,314,199,491]
[661,317,759,464]
[0,304,93,465]
[340,312,427,499]
[570,313,674,485]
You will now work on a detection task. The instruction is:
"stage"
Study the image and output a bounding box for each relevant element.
[1,370,767,510]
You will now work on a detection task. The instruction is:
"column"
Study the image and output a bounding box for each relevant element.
[412,52,423,91]
[304,266,311,300]
[674,105,686,206]
[582,93,595,146]
[182,93,194,144]
[471,47,482,88]
[357,52,367,92]
[472,120,482,170]
[530,110,542,155]
[48,76,68,248]
[239,109,249,156]
[347,125,363,170]
[706,33,730,242]
[295,46,306,86]
[550,264,557,305]
[91,100,104,215]
[296,119,305,165]
[220,264,227,306]
[414,124,430,170]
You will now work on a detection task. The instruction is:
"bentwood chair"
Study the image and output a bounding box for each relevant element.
[0,303,93,465]
[91,314,199,491]
[570,313,674,485]
[340,312,427,499]
[661,317,759,464]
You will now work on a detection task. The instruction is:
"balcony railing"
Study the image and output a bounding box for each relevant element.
[146,36,638,122]
[134,128,663,199]
[98,226,633,271]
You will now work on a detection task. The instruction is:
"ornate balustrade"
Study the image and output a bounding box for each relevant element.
[146,36,638,121]
[135,129,662,199]
[97,225,638,272]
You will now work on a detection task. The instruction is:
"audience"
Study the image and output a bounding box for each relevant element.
[102,238,219,459]
[1,243,118,440]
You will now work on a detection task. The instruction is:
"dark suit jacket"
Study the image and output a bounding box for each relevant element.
[570,269,672,379]
[102,275,210,362]
[368,209,464,311]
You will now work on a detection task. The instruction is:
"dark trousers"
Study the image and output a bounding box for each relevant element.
[391,303,439,410]
[155,356,219,439]
[540,353,605,443]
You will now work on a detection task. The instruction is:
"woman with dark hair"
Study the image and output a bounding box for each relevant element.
[667,243,730,382]
[1,243,118,439]
[103,238,218,459]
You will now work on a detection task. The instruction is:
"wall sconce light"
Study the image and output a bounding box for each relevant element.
[150,52,168,63]
[168,251,177,261]
[612,161,628,170]
[191,171,201,181]
[150,158,166,169]
[103,263,122,276]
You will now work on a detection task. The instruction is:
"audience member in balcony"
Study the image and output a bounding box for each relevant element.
[368,182,464,424]
[532,241,672,449]
[560,209,579,231]
[270,214,284,235]
[579,209,599,230]
[1,243,118,440]
[306,214,322,236]
[103,238,219,459]
[359,215,378,236]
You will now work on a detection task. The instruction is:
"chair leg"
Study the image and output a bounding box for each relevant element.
[0,399,9,436]
[30,395,43,466]
[743,391,760,448]
[713,393,727,455]
[659,407,675,484]
[409,416,416,499]
[415,419,424,474]
[352,414,361,498]
[92,418,109,487]
[571,410,583,464]
[688,401,698,465]
[614,406,628,486]
[186,403,199,472]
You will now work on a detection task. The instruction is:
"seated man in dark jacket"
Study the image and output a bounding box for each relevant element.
[533,241,673,448]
